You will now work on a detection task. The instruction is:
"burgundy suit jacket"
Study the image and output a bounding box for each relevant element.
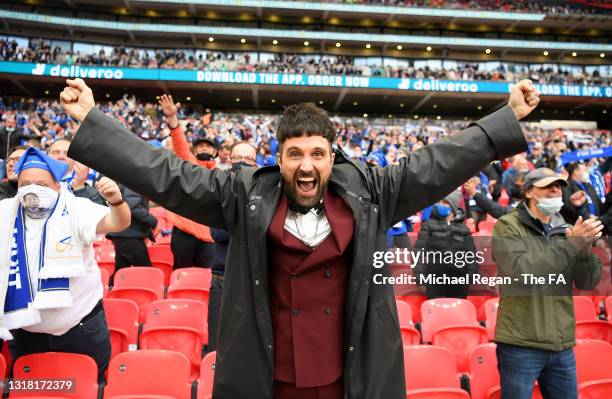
[267,189,354,388]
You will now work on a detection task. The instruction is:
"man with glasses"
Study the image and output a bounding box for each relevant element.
[0,145,28,200]
[47,139,105,206]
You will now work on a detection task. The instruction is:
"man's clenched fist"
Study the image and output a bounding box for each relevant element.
[508,79,540,120]
[59,78,96,122]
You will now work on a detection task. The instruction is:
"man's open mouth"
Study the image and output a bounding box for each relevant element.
[296,176,318,197]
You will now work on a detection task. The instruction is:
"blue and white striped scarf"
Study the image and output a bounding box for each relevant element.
[0,189,85,338]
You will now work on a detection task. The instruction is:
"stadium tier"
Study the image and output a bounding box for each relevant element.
[0,0,611,398]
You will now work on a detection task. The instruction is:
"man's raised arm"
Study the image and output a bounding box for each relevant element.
[60,78,233,230]
[373,79,539,228]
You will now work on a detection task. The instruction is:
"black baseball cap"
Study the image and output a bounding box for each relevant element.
[194,137,217,149]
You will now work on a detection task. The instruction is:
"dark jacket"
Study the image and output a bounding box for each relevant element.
[472,192,520,219]
[493,203,601,351]
[211,228,229,276]
[0,127,37,160]
[414,210,478,299]
[68,105,526,399]
[73,184,106,206]
[483,161,503,201]
[107,186,157,240]
[0,180,17,200]
[561,178,602,225]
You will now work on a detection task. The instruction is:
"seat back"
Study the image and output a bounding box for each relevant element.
[396,300,421,345]
[575,339,612,384]
[147,245,175,286]
[99,267,109,298]
[144,299,207,334]
[433,326,489,373]
[10,353,98,398]
[575,321,612,344]
[109,267,164,323]
[167,268,212,304]
[105,350,192,399]
[103,298,140,358]
[467,296,496,322]
[197,351,216,399]
[574,296,599,322]
[396,294,426,323]
[607,296,612,319]
[421,298,479,342]
[395,300,414,328]
[468,343,499,399]
[403,345,461,390]
[141,299,208,375]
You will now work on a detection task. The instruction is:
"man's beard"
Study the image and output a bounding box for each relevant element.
[282,168,326,210]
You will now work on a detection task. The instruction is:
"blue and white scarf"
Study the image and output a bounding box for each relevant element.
[0,188,85,339]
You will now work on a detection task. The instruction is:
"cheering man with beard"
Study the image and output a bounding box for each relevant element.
[59,78,539,399]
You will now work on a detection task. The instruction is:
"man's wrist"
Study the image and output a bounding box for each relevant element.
[107,197,125,207]
[167,116,179,129]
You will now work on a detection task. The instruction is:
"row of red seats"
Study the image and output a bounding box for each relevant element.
[397,297,612,374]
[5,339,612,399]
[4,350,214,399]
[102,266,212,322]
[95,241,176,286]
[405,339,612,399]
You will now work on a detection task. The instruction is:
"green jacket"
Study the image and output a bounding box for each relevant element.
[492,202,601,351]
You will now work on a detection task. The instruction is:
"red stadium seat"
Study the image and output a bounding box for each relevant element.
[484,298,499,341]
[576,321,612,344]
[396,294,427,324]
[103,298,140,359]
[575,339,612,398]
[396,300,421,345]
[403,345,469,399]
[0,354,6,382]
[104,350,192,399]
[467,295,496,322]
[140,299,208,379]
[606,296,612,320]
[468,343,499,399]
[147,245,175,286]
[432,325,488,373]
[95,245,116,280]
[197,351,216,399]
[420,298,480,343]
[167,267,212,305]
[574,296,599,321]
[9,352,98,398]
[498,189,509,207]
[100,267,110,298]
[2,341,11,377]
[149,207,172,231]
[108,267,164,323]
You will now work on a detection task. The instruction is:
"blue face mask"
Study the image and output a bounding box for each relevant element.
[433,204,452,219]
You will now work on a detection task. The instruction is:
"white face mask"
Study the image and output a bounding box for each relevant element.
[17,184,59,219]
[535,196,563,216]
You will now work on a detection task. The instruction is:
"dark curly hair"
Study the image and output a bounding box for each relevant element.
[276,103,336,152]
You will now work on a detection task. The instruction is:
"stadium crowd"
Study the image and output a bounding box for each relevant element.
[1,96,609,170]
[1,38,610,86]
[324,0,609,15]
[1,85,612,397]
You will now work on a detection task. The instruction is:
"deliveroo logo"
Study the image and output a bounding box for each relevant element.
[31,63,46,76]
